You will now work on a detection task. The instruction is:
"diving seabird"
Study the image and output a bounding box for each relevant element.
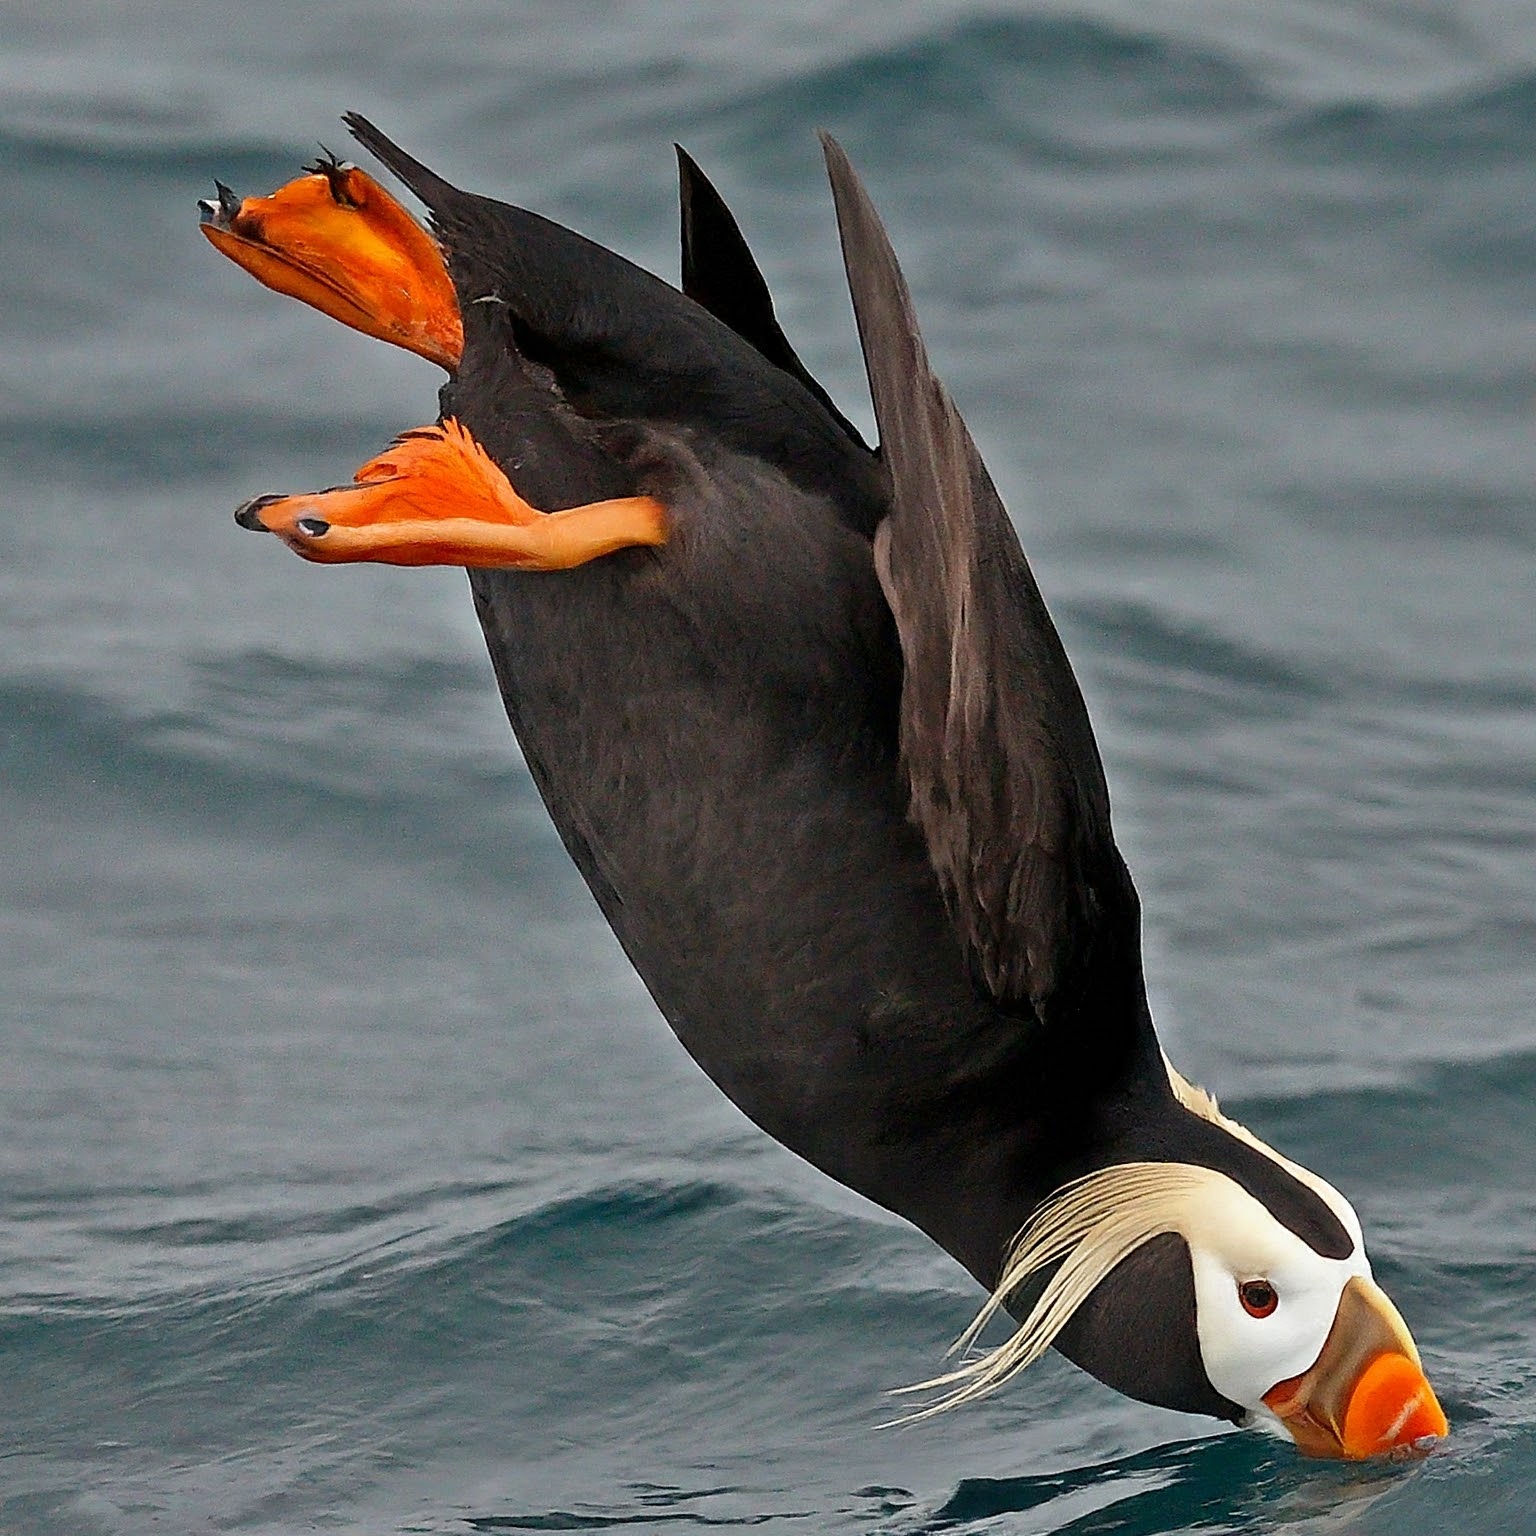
[199,118,1448,1459]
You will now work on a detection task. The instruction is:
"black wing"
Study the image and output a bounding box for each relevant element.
[676,147,865,448]
[822,136,1145,1039]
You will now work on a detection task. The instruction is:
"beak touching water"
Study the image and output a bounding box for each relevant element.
[1263,1275,1448,1459]
[198,155,463,370]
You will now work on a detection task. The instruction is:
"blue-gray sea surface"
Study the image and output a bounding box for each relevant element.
[3,2,1534,1531]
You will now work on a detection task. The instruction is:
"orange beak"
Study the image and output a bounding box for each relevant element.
[199,156,463,370]
[1262,1275,1448,1459]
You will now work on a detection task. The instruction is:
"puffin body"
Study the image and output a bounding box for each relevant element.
[201,119,1447,1459]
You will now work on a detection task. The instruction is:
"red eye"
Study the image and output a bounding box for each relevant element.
[1239,1279,1279,1318]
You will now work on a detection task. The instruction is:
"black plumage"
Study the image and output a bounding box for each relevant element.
[339,116,1353,1420]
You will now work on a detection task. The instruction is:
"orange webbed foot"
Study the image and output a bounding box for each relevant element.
[199,154,463,369]
[235,419,669,570]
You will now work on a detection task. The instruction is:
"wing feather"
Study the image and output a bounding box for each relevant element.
[822,136,1141,1024]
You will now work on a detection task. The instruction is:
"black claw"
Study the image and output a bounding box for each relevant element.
[302,147,357,207]
[234,494,285,531]
[200,180,241,227]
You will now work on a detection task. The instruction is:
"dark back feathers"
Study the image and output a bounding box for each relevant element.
[343,113,886,533]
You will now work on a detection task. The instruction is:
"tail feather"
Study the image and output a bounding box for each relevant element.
[343,111,461,216]
[676,146,863,448]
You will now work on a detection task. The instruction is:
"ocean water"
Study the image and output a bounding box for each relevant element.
[3,2,1535,1531]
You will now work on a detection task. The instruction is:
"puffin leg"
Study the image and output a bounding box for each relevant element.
[234,418,668,570]
[199,156,463,370]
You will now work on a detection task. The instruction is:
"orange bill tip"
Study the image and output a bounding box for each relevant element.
[199,159,463,369]
[1340,1351,1449,1460]
[1261,1274,1448,1460]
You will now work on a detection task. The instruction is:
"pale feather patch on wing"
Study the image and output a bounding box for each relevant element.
[891,1161,1237,1421]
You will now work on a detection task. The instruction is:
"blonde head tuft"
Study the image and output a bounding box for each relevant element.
[890,1056,1365,1424]
[892,1160,1234,1422]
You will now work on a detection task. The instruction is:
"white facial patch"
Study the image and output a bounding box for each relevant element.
[1182,1171,1370,1413]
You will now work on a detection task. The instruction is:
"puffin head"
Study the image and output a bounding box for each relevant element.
[1169,1162,1444,1458]
[904,1074,1447,1460]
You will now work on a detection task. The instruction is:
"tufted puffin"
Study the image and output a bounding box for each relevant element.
[199,116,1448,1459]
